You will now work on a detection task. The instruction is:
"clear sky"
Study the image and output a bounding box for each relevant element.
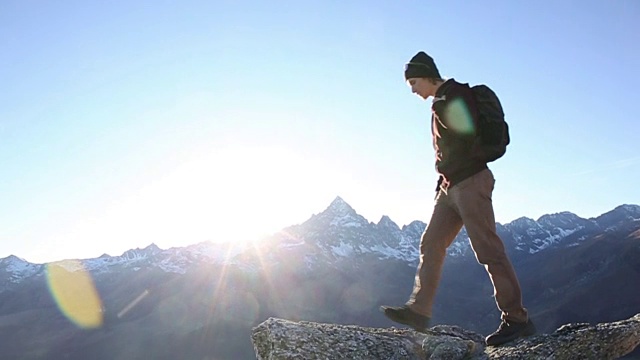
[1,1,639,263]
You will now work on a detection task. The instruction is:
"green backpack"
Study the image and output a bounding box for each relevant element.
[471,84,510,162]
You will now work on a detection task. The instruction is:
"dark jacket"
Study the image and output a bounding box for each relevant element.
[431,79,487,191]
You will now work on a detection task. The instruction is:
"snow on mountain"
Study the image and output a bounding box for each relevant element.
[319,196,369,229]
[399,221,425,253]
[2,199,638,286]
[0,241,245,290]
[0,255,41,283]
[447,228,473,257]
[375,216,417,258]
[614,204,640,219]
[594,204,640,231]
[278,197,423,264]
[377,215,400,231]
[500,211,597,254]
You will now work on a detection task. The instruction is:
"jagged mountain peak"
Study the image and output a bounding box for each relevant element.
[326,196,356,215]
[598,204,640,218]
[120,243,163,260]
[304,196,369,230]
[377,215,399,230]
[402,220,427,231]
[145,243,161,252]
[594,204,640,229]
[0,255,40,283]
[536,211,590,230]
[614,204,640,216]
[0,255,26,263]
[537,211,579,221]
[509,216,538,228]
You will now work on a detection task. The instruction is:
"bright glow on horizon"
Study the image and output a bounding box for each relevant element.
[41,144,349,260]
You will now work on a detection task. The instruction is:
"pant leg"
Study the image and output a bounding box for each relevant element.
[406,191,463,316]
[450,169,528,323]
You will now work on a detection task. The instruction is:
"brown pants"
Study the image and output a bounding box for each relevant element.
[406,169,528,323]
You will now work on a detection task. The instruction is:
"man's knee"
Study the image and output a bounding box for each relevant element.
[470,235,508,265]
[419,232,448,255]
[474,251,508,266]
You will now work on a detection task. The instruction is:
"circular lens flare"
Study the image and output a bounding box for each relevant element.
[46,260,103,329]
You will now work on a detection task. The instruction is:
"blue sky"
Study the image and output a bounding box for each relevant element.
[1,0,639,263]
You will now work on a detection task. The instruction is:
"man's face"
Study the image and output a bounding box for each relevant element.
[407,77,431,100]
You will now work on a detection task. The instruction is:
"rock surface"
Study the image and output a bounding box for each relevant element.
[252,314,640,360]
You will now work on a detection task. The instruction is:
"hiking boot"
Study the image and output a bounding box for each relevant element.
[380,305,430,332]
[485,318,536,346]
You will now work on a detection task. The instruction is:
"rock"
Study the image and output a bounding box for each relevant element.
[485,313,640,360]
[251,318,427,359]
[420,325,486,360]
[251,314,640,360]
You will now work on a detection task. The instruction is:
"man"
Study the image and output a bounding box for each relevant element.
[380,51,535,346]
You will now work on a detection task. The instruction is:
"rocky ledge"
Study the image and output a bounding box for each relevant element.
[251,314,640,360]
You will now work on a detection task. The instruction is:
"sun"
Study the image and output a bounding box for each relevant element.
[196,145,344,243]
[40,143,350,261]
[81,144,344,250]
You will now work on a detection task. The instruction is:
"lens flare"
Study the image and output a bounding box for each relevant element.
[445,98,476,134]
[118,289,149,318]
[46,260,103,329]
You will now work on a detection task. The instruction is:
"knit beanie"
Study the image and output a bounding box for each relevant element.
[404,51,441,80]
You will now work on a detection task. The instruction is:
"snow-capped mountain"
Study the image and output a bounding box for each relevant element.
[266,196,423,265]
[499,205,640,254]
[0,255,40,283]
[0,197,638,360]
[0,241,246,293]
[82,241,247,274]
[1,198,639,287]
[263,197,640,266]
[500,212,594,254]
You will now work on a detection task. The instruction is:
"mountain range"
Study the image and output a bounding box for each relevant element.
[1,197,639,359]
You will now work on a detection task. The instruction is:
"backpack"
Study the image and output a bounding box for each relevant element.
[471,84,510,162]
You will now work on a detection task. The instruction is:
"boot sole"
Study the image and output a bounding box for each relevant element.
[380,306,427,333]
[486,322,536,346]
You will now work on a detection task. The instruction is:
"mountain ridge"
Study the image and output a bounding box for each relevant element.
[2,200,639,265]
[0,198,638,359]
[1,200,638,286]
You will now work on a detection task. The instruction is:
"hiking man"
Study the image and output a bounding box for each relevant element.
[381,51,535,346]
